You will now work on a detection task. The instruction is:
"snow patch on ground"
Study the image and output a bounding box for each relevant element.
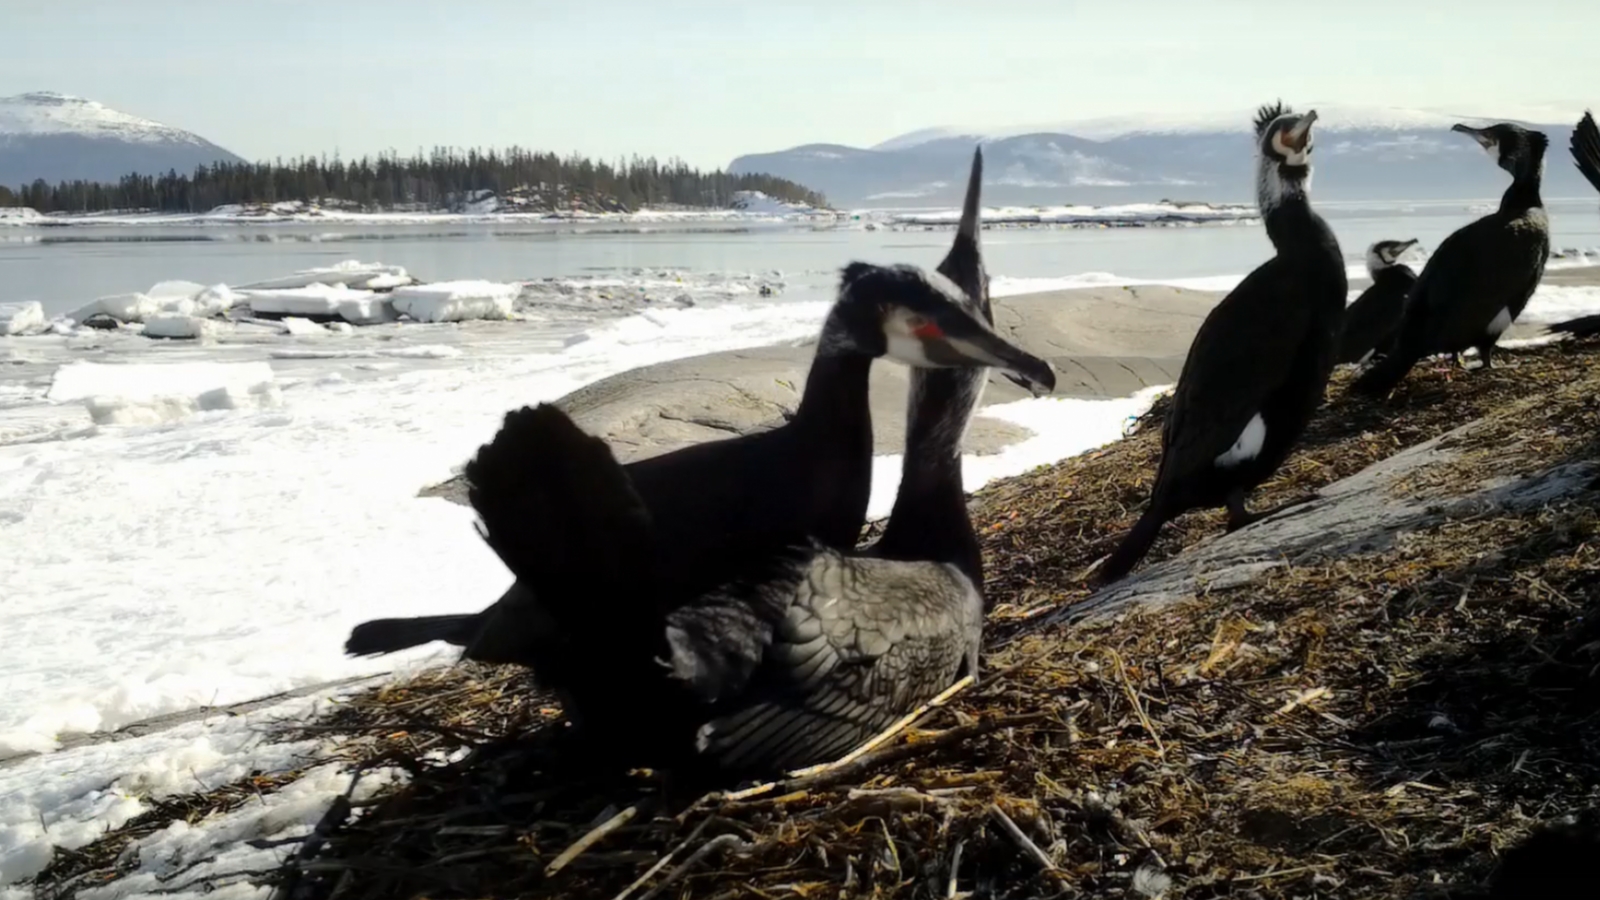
[1515,285,1600,325]
[865,385,1169,519]
[0,686,388,886]
[389,281,518,323]
[729,190,817,216]
[84,382,283,426]
[47,361,276,405]
[44,360,283,426]
[0,207,45,226]
[74,764,408,900]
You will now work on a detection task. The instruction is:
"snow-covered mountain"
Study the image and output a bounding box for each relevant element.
[0,92,243,187]
[730,103,1593,207]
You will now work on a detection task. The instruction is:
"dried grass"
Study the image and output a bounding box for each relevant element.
[30,340,1600,900]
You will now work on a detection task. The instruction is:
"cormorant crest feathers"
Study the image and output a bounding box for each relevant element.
[1254,101,1290,137]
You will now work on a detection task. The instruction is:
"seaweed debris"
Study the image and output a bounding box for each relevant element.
[29,339,1600,900]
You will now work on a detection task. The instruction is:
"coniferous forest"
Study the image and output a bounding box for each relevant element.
[0,148,828,214]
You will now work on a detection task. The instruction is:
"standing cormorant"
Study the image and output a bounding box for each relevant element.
[1338,239,1421,365]
[1543,111,1600,339]
[459,242,1053,776]
[1350,122,1551,396]
[1097,102,1346,584]
[344,150,1055,666]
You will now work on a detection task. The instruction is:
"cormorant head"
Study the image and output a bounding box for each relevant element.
[1253,101,1318,209]
[827,262,1055,397]
[823,146,1055,397]
[1365,238,1421,276]
[1452,121,1550,180]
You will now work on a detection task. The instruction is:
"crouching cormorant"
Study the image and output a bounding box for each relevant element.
[344,151,1045,667]
[1097,102,1346,584]
[1543,110,1600,339]
[1337,238,1421,365]
[1351,122,1550,396]
[458,252,1054,776]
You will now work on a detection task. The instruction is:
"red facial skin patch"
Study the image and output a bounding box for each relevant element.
[913,321,945,339]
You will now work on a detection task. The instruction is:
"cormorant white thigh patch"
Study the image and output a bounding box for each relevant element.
[1216,413,1267,467]
[1487,306,1513,337]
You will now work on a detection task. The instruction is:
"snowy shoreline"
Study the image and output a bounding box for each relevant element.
[7,259,1600,888]
[0,197,1263,230]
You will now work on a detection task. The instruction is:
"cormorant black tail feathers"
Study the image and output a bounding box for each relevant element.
[464,403,654,600]
[343,613,477,656]
[1548,313,1600,338]
[1574,111,1600,193]
[1350,349,1416,398]
[1097,504,1168,584]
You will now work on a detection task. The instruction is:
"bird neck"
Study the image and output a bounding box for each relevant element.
[1499,161,1544,214]
[1371,264,1414,285]
[792,334,875,457]
[1261,193,1330,255]
[874,367,985,586]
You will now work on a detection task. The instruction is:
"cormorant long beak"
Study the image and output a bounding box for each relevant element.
[914,307,1057,397]
[1452,122,1496,150]
[1284,110,1318,149]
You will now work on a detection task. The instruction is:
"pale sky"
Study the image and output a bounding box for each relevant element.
[3,0,1596,168]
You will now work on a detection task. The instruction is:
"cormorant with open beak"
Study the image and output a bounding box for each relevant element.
[1351,122,1550,395]
[1099,103,1346,584]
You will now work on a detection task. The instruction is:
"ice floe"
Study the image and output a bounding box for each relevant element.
[388,281,518,323]
[0,302,44,336]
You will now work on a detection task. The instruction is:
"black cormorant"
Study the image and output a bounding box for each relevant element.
[344,151,1057,665]
[1098,102,1346,584]
[1351,122,1551,396]
[460,244,1052,776]
[1337,238,1420,365]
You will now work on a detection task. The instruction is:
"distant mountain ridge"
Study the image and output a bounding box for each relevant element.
[0,92,244,187]
[730,102,1595,207]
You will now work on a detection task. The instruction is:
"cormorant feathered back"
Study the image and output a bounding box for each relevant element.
[680,228,1026,774]
[343,152,1045,666]
[1337,238,1420,365]
[1351,122,1551,397]
[1098,102,1346,584]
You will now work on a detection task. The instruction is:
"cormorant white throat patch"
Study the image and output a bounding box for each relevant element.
[1216,413,1267,467]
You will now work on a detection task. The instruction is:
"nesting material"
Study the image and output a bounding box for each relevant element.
[29,341,1600,900]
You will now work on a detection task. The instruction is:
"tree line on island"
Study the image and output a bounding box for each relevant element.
[0,147,829,215]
